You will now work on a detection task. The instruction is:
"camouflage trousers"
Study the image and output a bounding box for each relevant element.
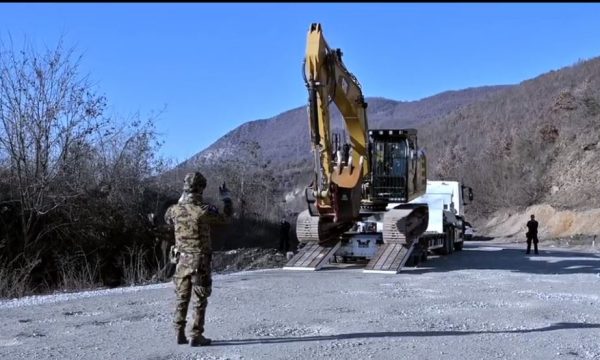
[173,251,212,337]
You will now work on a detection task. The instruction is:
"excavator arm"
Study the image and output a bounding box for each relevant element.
[296,23,428,249]
[304,23,369,223]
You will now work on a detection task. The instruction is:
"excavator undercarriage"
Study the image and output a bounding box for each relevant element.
[286,204,428,273]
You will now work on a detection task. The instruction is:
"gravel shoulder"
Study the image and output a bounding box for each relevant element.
[2,241,600,360]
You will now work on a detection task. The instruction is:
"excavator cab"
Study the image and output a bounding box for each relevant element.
[368,129,425,204]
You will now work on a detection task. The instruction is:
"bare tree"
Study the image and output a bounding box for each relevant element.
[209,140,282,221]
[0,37,107,252]
[0,36,170,296]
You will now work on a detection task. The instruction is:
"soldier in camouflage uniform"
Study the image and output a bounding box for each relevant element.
[165,172,233,347]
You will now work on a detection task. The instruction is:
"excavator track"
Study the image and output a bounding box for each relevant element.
[382,205,428,244]
[295,210,322,243]
[285,209,353,271]
[295,209,353,246]
[364,205,428,274]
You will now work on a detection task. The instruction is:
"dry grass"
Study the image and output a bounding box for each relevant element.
[0,254,41,299]
[57,251,102,292]
[121,245,151,286]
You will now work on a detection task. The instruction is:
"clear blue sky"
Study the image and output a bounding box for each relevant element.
[2,3,600,163]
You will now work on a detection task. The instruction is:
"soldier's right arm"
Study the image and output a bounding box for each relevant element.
[200,203,233,225]
[199,181,234,224]
[219,182,233,217]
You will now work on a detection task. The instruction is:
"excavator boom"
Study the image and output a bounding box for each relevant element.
[304,23,370,224]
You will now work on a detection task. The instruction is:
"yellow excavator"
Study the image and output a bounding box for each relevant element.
[284,23,430,274]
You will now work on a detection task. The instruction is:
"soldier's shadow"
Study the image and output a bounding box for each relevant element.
[213,322,600,346]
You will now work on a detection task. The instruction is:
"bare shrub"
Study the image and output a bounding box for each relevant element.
[56,250,101,291]
[0,36,168,297]
[121,245,150,286]
[0,253,41,299]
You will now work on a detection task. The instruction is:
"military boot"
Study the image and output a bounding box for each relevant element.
[190,335,212,347]
[190,299,210,346]
[177,328,188,345]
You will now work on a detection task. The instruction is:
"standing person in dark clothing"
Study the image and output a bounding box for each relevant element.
[526,214,539,255]
[279,217,291,254]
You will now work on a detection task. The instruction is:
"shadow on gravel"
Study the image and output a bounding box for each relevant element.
[322,264,368,271]
[465,236,495,242]
[214,322,600,346]
[408,243,600,275]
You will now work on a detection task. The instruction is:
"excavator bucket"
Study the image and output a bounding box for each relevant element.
[330,156,364,223]
[330,155,364,189]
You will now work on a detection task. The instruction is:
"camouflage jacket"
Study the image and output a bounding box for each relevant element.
[164,201,231,254]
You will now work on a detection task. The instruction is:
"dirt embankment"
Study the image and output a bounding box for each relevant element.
[476,204,600,251]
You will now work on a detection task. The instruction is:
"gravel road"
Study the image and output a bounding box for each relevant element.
[2,241,600,360]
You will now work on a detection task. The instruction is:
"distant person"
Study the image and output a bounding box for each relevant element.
[165,172,233,347]
[526,214,539,255]
[279,218,291,254]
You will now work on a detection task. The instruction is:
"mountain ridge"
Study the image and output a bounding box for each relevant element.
[166,56,600,225]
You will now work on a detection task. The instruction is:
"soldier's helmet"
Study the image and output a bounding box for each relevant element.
[183,172,207,194]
